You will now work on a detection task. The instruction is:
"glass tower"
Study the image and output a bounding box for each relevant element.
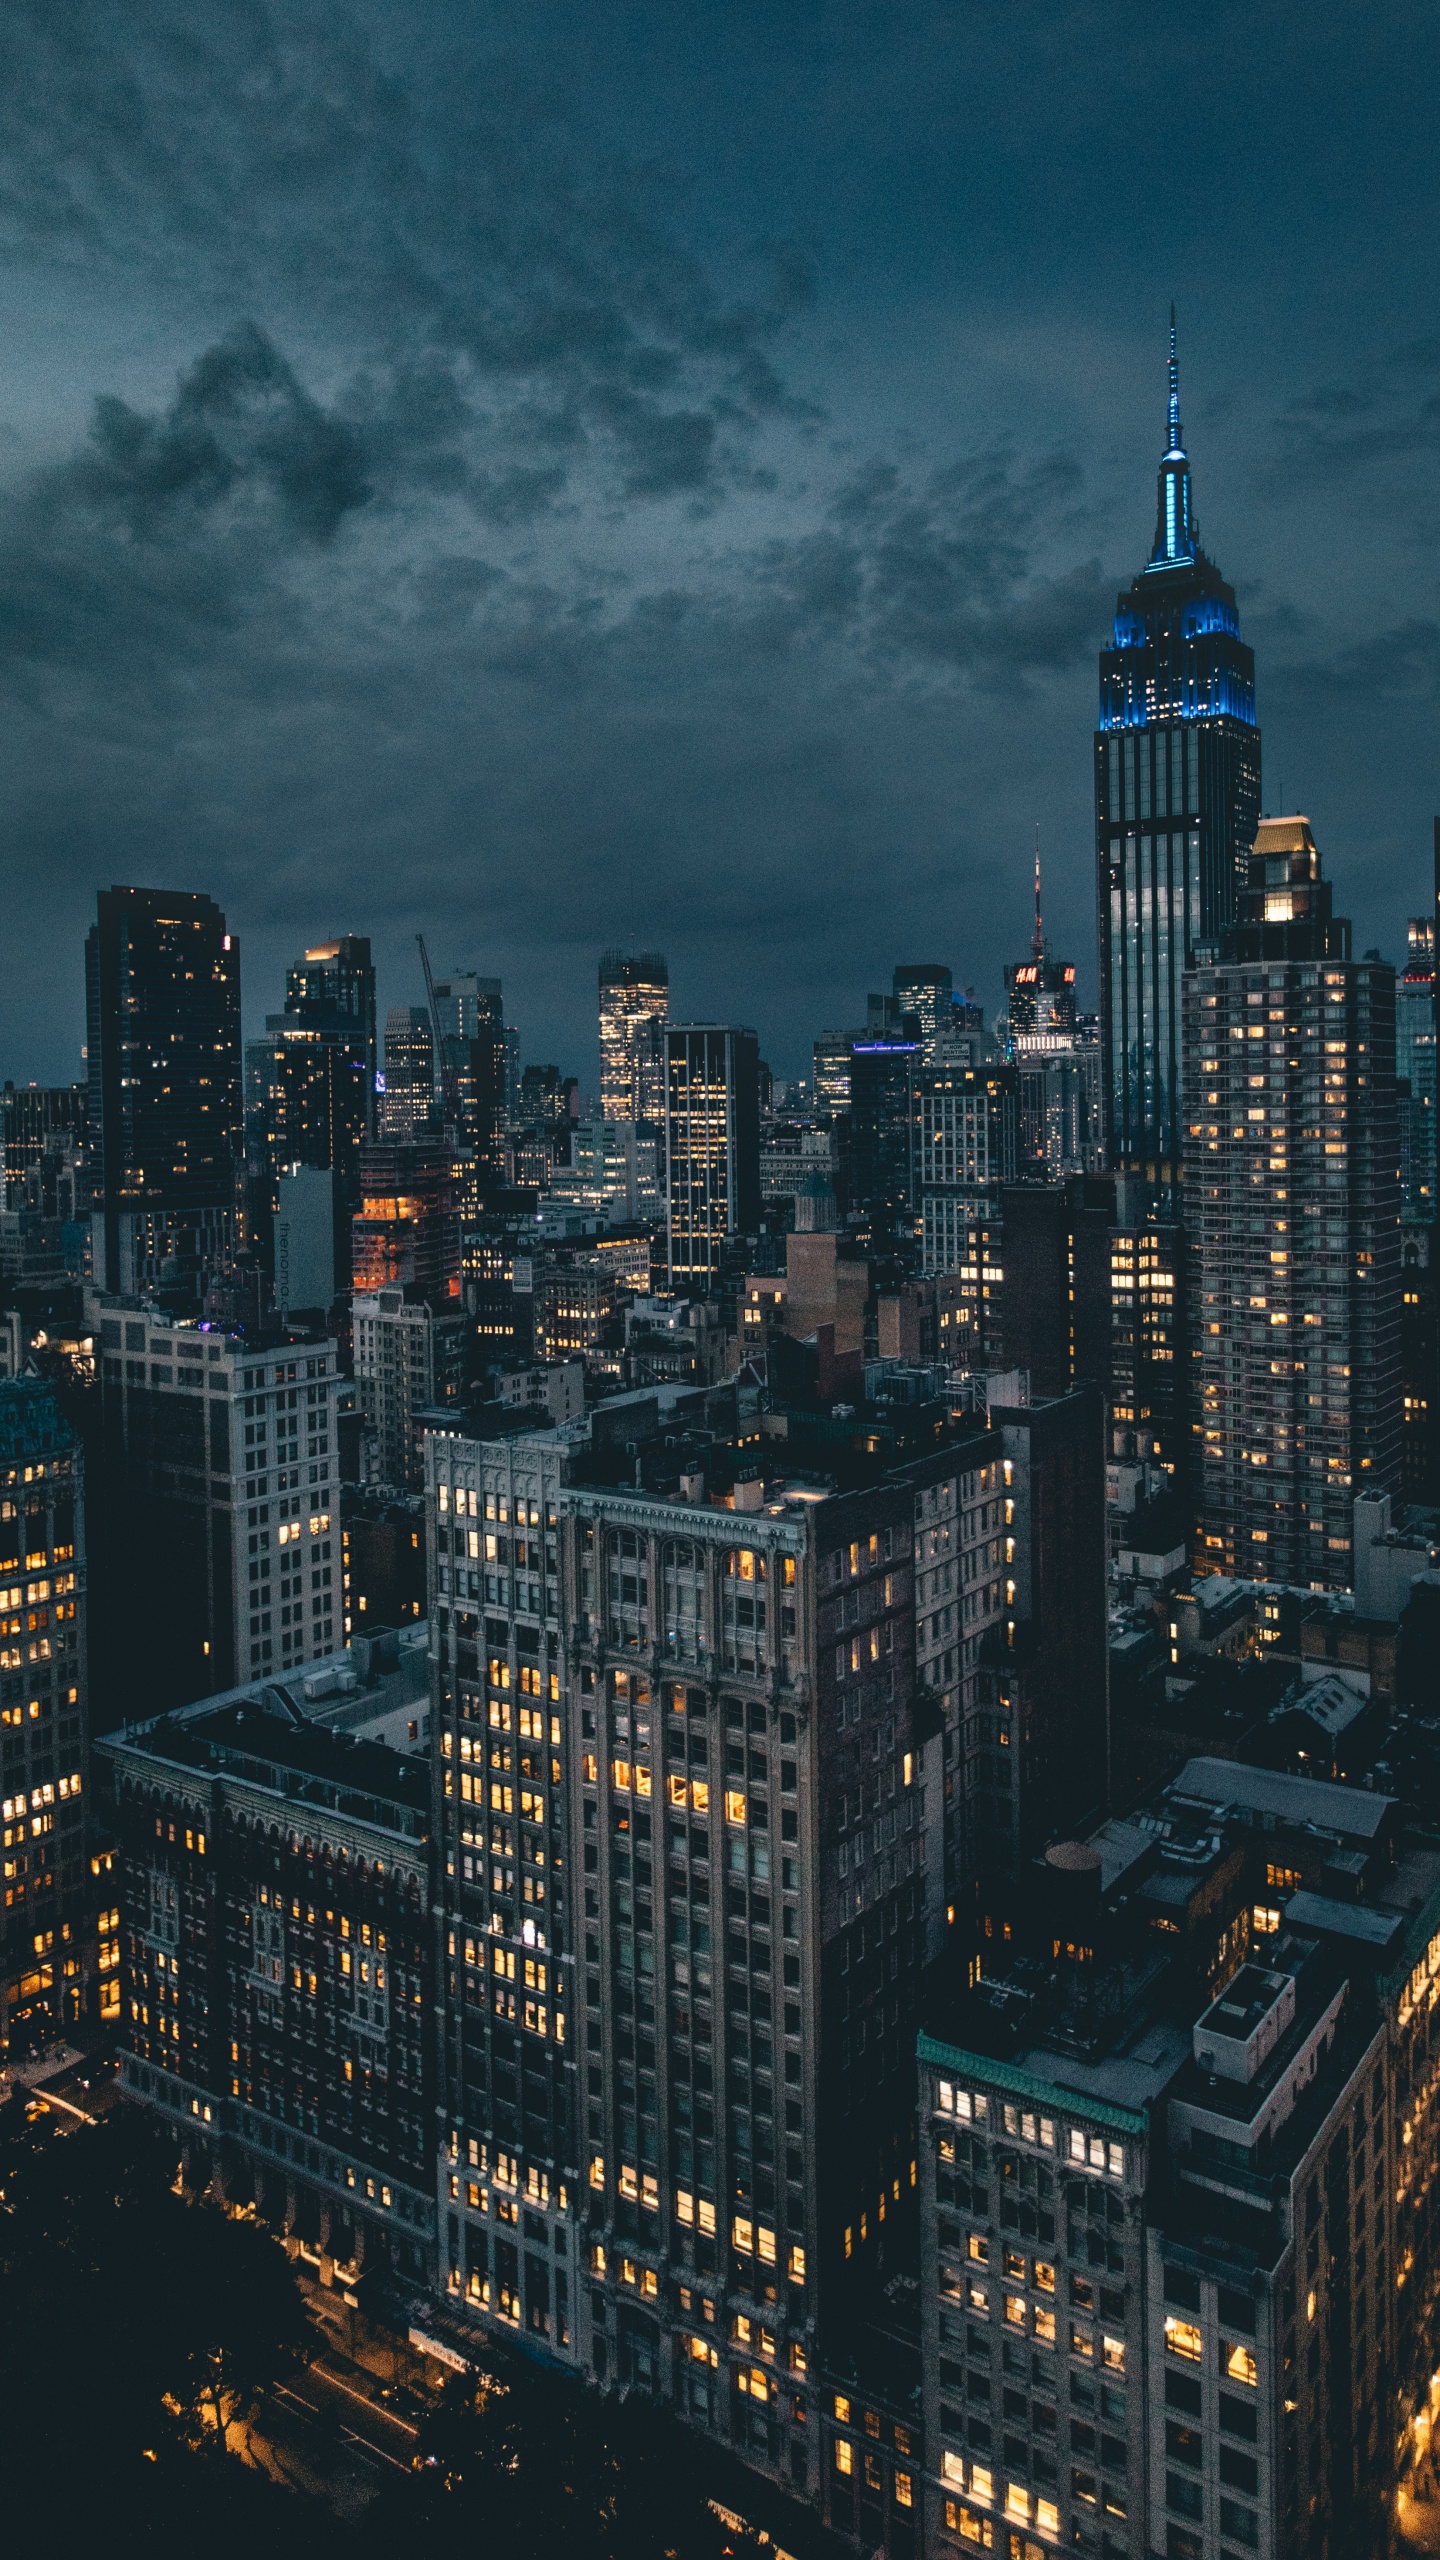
[1095,318,1261,1204]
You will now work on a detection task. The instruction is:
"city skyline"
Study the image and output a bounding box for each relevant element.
[3,5,1439,1085]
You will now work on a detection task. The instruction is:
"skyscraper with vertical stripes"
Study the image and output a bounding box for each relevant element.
[1095,318,1261,1207]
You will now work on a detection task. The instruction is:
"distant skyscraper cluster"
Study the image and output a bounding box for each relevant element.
[2,313,1437,2560]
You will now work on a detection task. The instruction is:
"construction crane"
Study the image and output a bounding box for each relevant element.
[416,933,463,1131]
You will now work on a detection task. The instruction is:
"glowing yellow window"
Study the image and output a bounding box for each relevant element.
[1225,2341,1258,2387]
[1166,2317,1203,2362]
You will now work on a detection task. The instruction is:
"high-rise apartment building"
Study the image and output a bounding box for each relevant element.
[0,1379,90,2058]
[378,1006,437,1141]
[664,1026,761,1291]
[599,951,669,1126]
[94,1305,343,1706]
[85,886,243,1303]
[1185,818,1401,1585]
[1096,324,1261,1203]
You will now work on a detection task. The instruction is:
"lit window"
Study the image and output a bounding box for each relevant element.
[1225,2341,1258,2388]
[834,2438,853,2476]
[1166,2317,1204,2363]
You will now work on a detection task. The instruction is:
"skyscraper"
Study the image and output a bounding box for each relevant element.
[1185,817,1401,1584]
[248,935,377,1228]
[1006,846,1101,1180]
[433,973,507,1184]
[86,886,243,1302]
[599,951,669,1126]
[892,964,952,1059]
[1398,913,1436,1225]
[378,1006,436,1141]
[1096,320,1261,1204]
[664,1026,760,1291]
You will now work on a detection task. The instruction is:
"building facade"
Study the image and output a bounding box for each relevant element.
[85,885,243,1304]
[599,951,669,1127]
[378,1005,437,1141]
[918,1758,1440,2560]
[353,1289,468,1491]
[1184,821,1402,1585]
[0,1379,90,2057]
[94,1304,343,1706]
[97,1679,435,2288]
[1095,327,1261,1205]
[664,1027,761,1292]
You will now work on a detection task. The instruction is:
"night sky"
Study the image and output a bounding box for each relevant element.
[2,1,1436,1087]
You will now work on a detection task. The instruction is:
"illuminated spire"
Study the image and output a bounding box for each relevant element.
[1149,304,1196,570]
[1032,826,1045,960]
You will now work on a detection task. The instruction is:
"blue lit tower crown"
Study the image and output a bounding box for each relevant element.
[1095,314,1260,1202]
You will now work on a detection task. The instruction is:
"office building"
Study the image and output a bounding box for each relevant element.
[1185,818,1402,1585]
[248,936,376,1243]
[915,1059,1016,1271]
[813,1029,865,1118]
[1013,1023,1103,1184]
[85,886,243,1304]
[552,1121,664,1224]
[353,1288,469,1491]
[97,1668,435,2287]
[350,1139,460,1302]
[1005,848,1077,1042]
[378,1006,436,1141]
[599,951,669,1127]
[94,1305,343,1707]
[664,1026,761,1292]
[1006,869,1099,1185]
[424,1405,1100,2514]
[970,1387,1109,1881]
[1096,323,1261,1203]
[1398,914,1436,1225]
[273,1164,342,1317]
[0,1083,87,1207]
[429,1427,575,2347]
[849,1035,919,1240]
[919,1755,1440,2560]
[894,966,954,1060]
[997,1182,1115,1405]
[0,1379,90,2059]
[432,974,508,1182]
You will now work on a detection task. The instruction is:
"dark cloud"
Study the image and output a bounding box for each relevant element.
[1268,338,1440,492]
[0,0,1434,1082]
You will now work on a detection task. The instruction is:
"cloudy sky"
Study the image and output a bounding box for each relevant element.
[2,0,1436,1085]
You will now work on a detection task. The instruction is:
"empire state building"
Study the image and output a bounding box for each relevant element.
[1094,319,1261,1203]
